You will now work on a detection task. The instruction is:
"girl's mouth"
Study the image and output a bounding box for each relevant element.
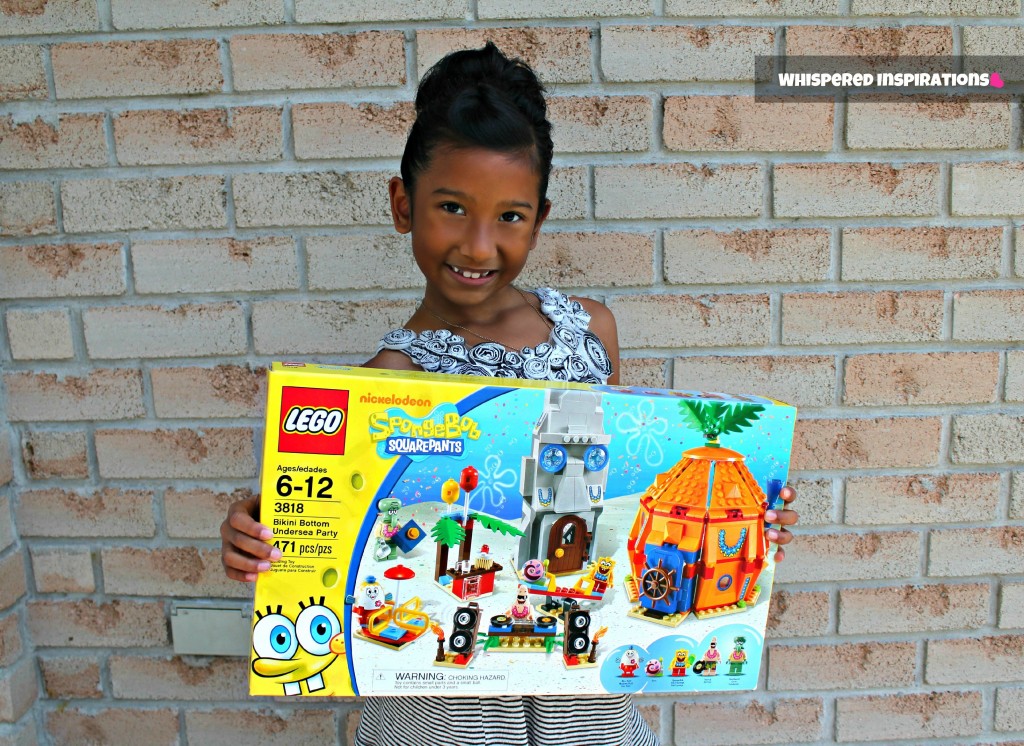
[447,264,498,282]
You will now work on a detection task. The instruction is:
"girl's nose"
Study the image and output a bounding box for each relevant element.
[461,220,497,261]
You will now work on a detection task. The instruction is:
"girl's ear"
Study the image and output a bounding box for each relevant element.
[389,176,412,234]
[529,199,552,250]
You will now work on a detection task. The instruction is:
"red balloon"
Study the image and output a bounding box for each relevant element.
[460,465,479,491]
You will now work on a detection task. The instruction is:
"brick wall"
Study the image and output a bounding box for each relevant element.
[1,1,1022,744]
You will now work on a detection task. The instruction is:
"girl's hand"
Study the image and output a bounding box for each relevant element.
[765,486,799,563]
[220,493,281,582]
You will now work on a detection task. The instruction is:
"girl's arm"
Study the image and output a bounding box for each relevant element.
[575,297,621,386]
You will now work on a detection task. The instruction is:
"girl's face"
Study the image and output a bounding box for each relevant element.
[389,145,550,318]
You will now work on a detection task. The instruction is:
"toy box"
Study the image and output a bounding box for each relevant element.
[248,363,796,698]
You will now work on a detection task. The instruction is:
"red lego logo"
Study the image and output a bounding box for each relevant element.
[278,386,349,455]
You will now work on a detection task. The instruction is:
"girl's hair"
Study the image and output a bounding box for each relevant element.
[400,42,553,209]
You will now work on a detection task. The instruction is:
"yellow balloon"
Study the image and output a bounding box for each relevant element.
[441,479,460,505]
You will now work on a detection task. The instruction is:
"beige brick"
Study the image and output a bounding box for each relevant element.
[619,358,667,388]
[926,635,1024,684]
[29,547,95,593]
[0,718,37,746]
[297,0,462,21]
[480,0,650,18]
[164,486,254,539]
[38,656,101,699]
[83,302,245,359]
[999,582,1024,629]
[252,299,417,355]
[6,370,145,421]
[95,427,255,479]
[0,552,26,610]
[835,691,983,742]
[231,32,405,91]
[417,28,591,84]
[665,228,829,285]
[1014,474,1024,520]
[775,162,939,217]
[132,237,297,293]
[951,413,1024,464]
[766,589,830,638]
[152,366,265,419]
[602,25,773,82]
[0,45,46,102]
[234,170,391,228]
[673,354,834,409]
[114,107,281,166]
[53,40,222,99]
[784,478,833,526]
[843,227,1002,281]
[929,527,1024,576]
[0,0,98,34]
[110,655,248,700]
[0,611,21,668]
[0,181,55,236]
[0,438,11,489]
[773,530,920,582]
[6,309,74,360]
[783,291,943,345]
[854,0,1018,11]
[844,352,999,406]
[769,641,917,690]
[794,417,941,470]
[787,25,952,58]
[0,244,125,299]
[46,708,178,745]
[839,583,989,635]
[596,164,761,218]
[611,294,770,349]
[548,96,651,153]
[22,430,88,480]
[954,290,1024,342]
[848,97,1010,150]
[17,488,155,538]
[846,473,1000,525]
[996,686,1024,732]
[954,162,1024,215]
[670,698,823,746]
[964,26,1024,83]
[669,0,835,11]
[1009,351,1024,402]
[103,547,243,597]
[307,234,419,290]
[0,114,106,169]
[62,176,226,233]
[185,708,337,745]
[293,101,413,160]
[0,658,37,723]
[112,0,283,28]
[546,167,587,219]
[28,600,166,647]
[521,232,655,288]
[664,96,832,152]
[1018,228,1024,278]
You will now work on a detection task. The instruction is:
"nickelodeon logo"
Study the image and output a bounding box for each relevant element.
[278,387,349,456]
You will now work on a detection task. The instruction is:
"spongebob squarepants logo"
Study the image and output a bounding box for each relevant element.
[251,596,345,695]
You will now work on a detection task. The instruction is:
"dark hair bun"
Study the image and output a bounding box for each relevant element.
[401,42,553,206]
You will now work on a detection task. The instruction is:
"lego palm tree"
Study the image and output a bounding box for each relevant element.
[677,400,765,446]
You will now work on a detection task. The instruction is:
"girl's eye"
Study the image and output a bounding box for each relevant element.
[500,212,524,223]
[441,202,465,215]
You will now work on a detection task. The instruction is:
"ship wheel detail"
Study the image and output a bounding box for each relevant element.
[640,559,679,602]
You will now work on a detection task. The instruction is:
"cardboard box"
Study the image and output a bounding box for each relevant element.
[249,363,796,698]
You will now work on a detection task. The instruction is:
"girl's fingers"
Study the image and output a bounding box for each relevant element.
[765,508,799,527]
[779,486,798,505]
[766,527,793,545]
[773,546,786,563]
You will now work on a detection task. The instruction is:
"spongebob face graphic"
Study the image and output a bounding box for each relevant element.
[251,596,345,695]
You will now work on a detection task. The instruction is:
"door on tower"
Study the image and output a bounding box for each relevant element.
[547,515,588,574]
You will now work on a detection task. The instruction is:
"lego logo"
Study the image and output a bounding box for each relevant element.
[283,406,345,435]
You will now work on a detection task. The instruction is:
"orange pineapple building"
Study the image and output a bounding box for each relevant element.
[626,444,772,626]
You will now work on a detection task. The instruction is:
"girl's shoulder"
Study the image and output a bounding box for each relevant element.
[533,287,618,351]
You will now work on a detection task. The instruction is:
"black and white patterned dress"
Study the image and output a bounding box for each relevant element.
[377,287,614,384]
[356,288,658,746]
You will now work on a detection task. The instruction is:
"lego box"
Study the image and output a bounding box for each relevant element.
[249,363,797,698]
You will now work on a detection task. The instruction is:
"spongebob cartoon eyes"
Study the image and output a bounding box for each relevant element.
[251,596,345,695]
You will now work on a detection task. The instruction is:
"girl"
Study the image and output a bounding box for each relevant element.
[221,43,799,746]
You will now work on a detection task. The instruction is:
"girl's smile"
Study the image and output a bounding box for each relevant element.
[389,145,551,325]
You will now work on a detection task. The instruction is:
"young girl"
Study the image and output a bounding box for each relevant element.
[221,43,799,746]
